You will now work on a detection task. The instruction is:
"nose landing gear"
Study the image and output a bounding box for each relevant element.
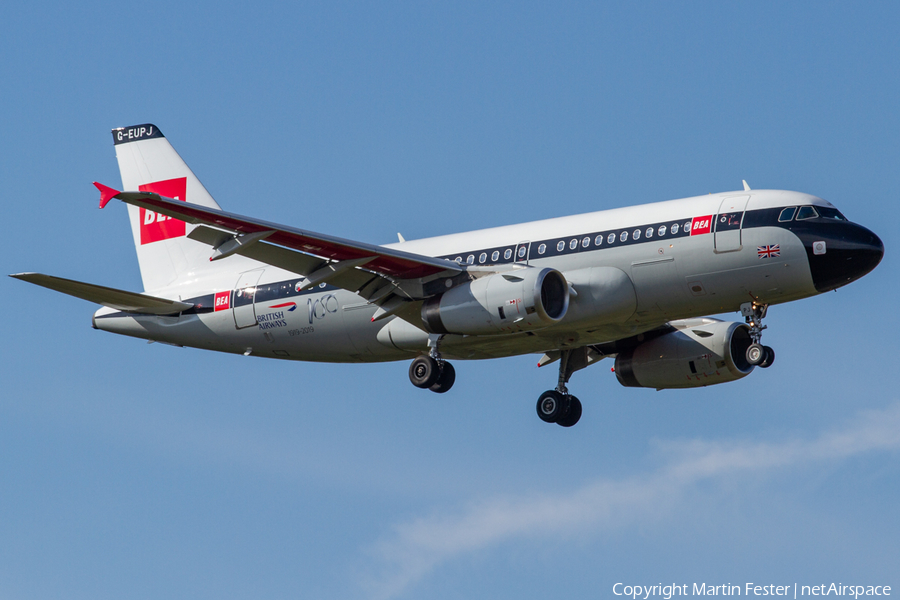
[741,301,775,368]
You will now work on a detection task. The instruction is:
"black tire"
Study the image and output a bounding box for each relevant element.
[759,346,775,369]
[557,396,582,427]
[536,390,567,423]
[409,355,440,388]
[429,362,456,393]
[746,343,765,366]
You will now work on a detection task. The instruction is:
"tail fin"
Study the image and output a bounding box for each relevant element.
[112,124,222,292]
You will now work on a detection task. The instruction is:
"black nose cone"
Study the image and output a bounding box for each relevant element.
[805,223,884,293]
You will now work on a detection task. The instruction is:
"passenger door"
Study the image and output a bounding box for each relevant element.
[233,269,265,329]
[714,195,750,252]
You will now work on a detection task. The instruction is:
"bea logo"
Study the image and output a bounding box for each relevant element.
[138,177,187,244]
[690,215,712,236]
[214,291,231,311]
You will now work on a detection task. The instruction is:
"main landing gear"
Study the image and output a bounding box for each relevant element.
[408,335,455,393]
[536,347,589,428]
[741,301,775,369]
[537,390,582,428]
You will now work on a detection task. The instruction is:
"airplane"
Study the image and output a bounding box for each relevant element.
[11,124,884,427]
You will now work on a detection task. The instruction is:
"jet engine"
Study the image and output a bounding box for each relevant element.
[614,319,754,389]
[421,268,569,335]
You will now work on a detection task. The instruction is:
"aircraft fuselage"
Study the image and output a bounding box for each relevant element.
[91,188,882,363]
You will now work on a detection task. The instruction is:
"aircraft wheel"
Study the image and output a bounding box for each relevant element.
[409,355,440,388]
[746,343,766,366]
[429,362,456,393]
[557,396,582,428]
[537,390,567,423]
[759,346,775,369]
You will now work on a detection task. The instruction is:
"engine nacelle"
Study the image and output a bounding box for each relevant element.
[614,319,754,389]
[562,266,637,326]
[422,268,569,335]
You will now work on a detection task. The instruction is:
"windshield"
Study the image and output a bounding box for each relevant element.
[796,206,819,220]
[816,206,847,221]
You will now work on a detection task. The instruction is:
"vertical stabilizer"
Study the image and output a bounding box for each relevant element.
[112,124,222,292]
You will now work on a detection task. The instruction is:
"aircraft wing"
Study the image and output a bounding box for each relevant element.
[9,273,193,315]
[95,183,465,318]
[95,184,461,281]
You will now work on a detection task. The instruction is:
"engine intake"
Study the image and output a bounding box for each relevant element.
[422,268,569,335]
[614,319,754,389]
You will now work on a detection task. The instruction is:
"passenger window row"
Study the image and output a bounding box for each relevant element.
[450,218,696,265]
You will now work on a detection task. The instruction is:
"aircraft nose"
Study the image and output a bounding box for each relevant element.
[806,222,884,293]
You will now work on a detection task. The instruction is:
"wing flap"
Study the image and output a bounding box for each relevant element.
[187,225,380,294]
[9,273,192,315]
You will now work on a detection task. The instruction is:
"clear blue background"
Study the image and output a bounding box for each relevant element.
[1,2,898,599]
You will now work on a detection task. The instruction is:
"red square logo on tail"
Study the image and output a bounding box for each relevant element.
[690,215,713,235]
[138,177,187,244]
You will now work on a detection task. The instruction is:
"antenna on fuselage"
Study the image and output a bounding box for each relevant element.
[743,180,752,191]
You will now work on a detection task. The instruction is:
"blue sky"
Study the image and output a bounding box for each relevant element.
[1,2,898,599]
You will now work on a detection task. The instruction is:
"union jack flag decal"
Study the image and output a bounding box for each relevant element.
[757,244,781,259]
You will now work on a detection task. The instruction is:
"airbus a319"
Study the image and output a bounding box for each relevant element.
[12,124,884,427]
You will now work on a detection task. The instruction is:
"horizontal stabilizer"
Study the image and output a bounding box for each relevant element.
[9,273,193,315]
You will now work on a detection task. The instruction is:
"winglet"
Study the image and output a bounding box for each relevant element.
[93,182,121,209]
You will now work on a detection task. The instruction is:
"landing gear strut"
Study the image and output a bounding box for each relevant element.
[536,348,586,427]
[408,335,456,393]
[741,301,775,368]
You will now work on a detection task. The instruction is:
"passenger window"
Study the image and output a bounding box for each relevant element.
[466,255,475,264]
[569,239,578,250]
[796,206,819,220]
[479,252,487,263]
[556,241,565,252]
[518,246,527,258]
[620,231,628,242]
[594,235,603,246]
[671,223,680,234]
[538,244,546,255]
[778,207,797,222]
[491,250,500,261]
[607,233,616,244]
[658,225,667,236]
[504,249,513,259]
[582,237,590,248]
[632,228,641,240]
[645,227,654,238]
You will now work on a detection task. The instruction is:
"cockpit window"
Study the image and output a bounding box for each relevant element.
[796,206,819,220]
[778,207,797,222]
[817,206,847,221]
